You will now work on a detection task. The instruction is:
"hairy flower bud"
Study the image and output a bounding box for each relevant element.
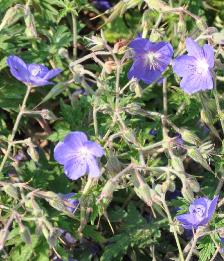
[187,147,213,172]
[181,186,194,202]
[98,179,117,203]
[179,128,200,145]
[0,6,22,31]
[24,7,37,38]
[3,184,19,199]
[20,226,32,245]
[186,178,200,193]
[104,61,117,74]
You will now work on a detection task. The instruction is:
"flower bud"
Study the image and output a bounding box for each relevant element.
[104,61,117,74]
[171,156,185,173]
[98,179,117,203]
[58,48,70,59]
[113,39,127,54]
[27,143,39,162]
[179,128,200,145]
[181,186,194,202]
[187,147,212,172]
[24,8,37,39]
[186,178,200,193]
[0,6,21,31]
[3,184,19,199]
[20,226,32,244]
[41,109,57,121]
[196,18,207,31]
[177,15,186,34]
[106,155,122,173]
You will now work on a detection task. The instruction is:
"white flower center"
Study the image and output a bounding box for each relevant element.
[145,51,160,70]
[31,67,41,76]
[78,147,90,158]
[196,59,209,75]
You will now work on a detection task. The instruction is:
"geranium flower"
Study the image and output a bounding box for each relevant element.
[176,196,218,230]
[128,36,173,84]
[93,0,111,10]
[7,55,61,87]
[173,38,214,94]
[54,131,104,180]
[59,193,78,213]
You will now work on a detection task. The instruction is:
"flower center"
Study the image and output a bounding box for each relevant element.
[78,147,90,158]
[190,204,206,222]
[196,59,209,75]
[30,66,41,76]
[145,52,159,70]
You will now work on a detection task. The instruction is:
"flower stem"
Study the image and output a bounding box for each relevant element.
[0,85,32,174]
[161,198,185,261]
[71,11,77,59]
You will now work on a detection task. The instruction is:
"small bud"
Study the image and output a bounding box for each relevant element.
[122,129,137,144]
[27,143,39,162]
[181,186,194,202]
[58,48,70,59]
[20,226,32,244]
[0,6,21,31]
[104,61,117,74]
[171,156,185,173]
[176,222,184,234]
[41,224,49,240]
[187,147,213,172]
[177,15,186,34]
[196,18,207,31]
[186,178,200,193]
[113,39,127,54]
[98,179,117,203]
[106,155,122,173]
[24,7,37,38]
[130,81,142,97]
[85,35,105,51]
[41,109,57,121]
[179,128,200,145]
[3,184,19,199]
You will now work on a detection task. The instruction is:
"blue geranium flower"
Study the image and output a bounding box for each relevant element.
[7,55,61,87]
[54,131,104,180]
[128,36,173,84]
[59,193,78,213]
[173,38,214,94]
[176,196,218,230]
[93,0,111,11]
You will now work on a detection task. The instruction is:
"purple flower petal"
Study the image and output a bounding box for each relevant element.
[43,68,62,80]
[129,38,150,53]
[203,44,214,68]
[85,141,105,157]
[64,158,87,180]
[87,156,100,177]
[28,64,49,78]
[54,141,75,165]
[176,213,196,229]
[128,59,146,80]
[141,67,161,84]
[64,131,88,149]
[186,37,204,59]
[180,72,213,94]
[173,55,197,77]
[7,56,29,83]
[29,76,53,87]
[206,195,219,219]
